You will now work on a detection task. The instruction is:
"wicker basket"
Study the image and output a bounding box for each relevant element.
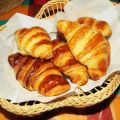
[0,0,120,116]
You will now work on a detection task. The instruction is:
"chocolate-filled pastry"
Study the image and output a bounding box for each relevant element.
[52,39,88,86]
[8,53,70,96]
[76,17,112,38]
[57,20,110,80]
[15,26,52,59]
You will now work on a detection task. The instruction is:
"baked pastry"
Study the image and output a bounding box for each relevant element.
[76,17,112,38]
[52,39,88,85]
[8,53,70,96]
[57,20,110,80]
[15,26,52,59]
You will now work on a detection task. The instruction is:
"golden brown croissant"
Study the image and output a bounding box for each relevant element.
[52,39,88,85]
[15,26,52,59]
[57,20,110,80]
[76,17,112,38]
[8,53,70,96]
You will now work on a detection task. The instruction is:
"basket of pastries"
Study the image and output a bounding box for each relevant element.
[0,0,120,116]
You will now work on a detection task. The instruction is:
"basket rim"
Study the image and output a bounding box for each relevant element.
[35,0,69,19]
[0,0,120,117]
[0,71,120,116]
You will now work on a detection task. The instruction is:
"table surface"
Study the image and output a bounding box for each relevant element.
[0,0,120,120]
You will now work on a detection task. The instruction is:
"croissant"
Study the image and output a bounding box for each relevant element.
[15,26,52,59]
[76,17,112,38]
[52,39,88,85]
[57,20,110,80]
[8,53,70,96]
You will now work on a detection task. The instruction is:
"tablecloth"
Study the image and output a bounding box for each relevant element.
[0,0,120,120]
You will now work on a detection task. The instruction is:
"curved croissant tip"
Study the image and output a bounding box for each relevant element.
[57,19,68,25]
[57,20,64,27]
[57,20,65,23]
[57,20,67,33]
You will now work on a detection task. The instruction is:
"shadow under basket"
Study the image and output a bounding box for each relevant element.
[0,0,120,117]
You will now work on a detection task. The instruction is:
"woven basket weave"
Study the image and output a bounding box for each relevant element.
[0,0,120,116]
